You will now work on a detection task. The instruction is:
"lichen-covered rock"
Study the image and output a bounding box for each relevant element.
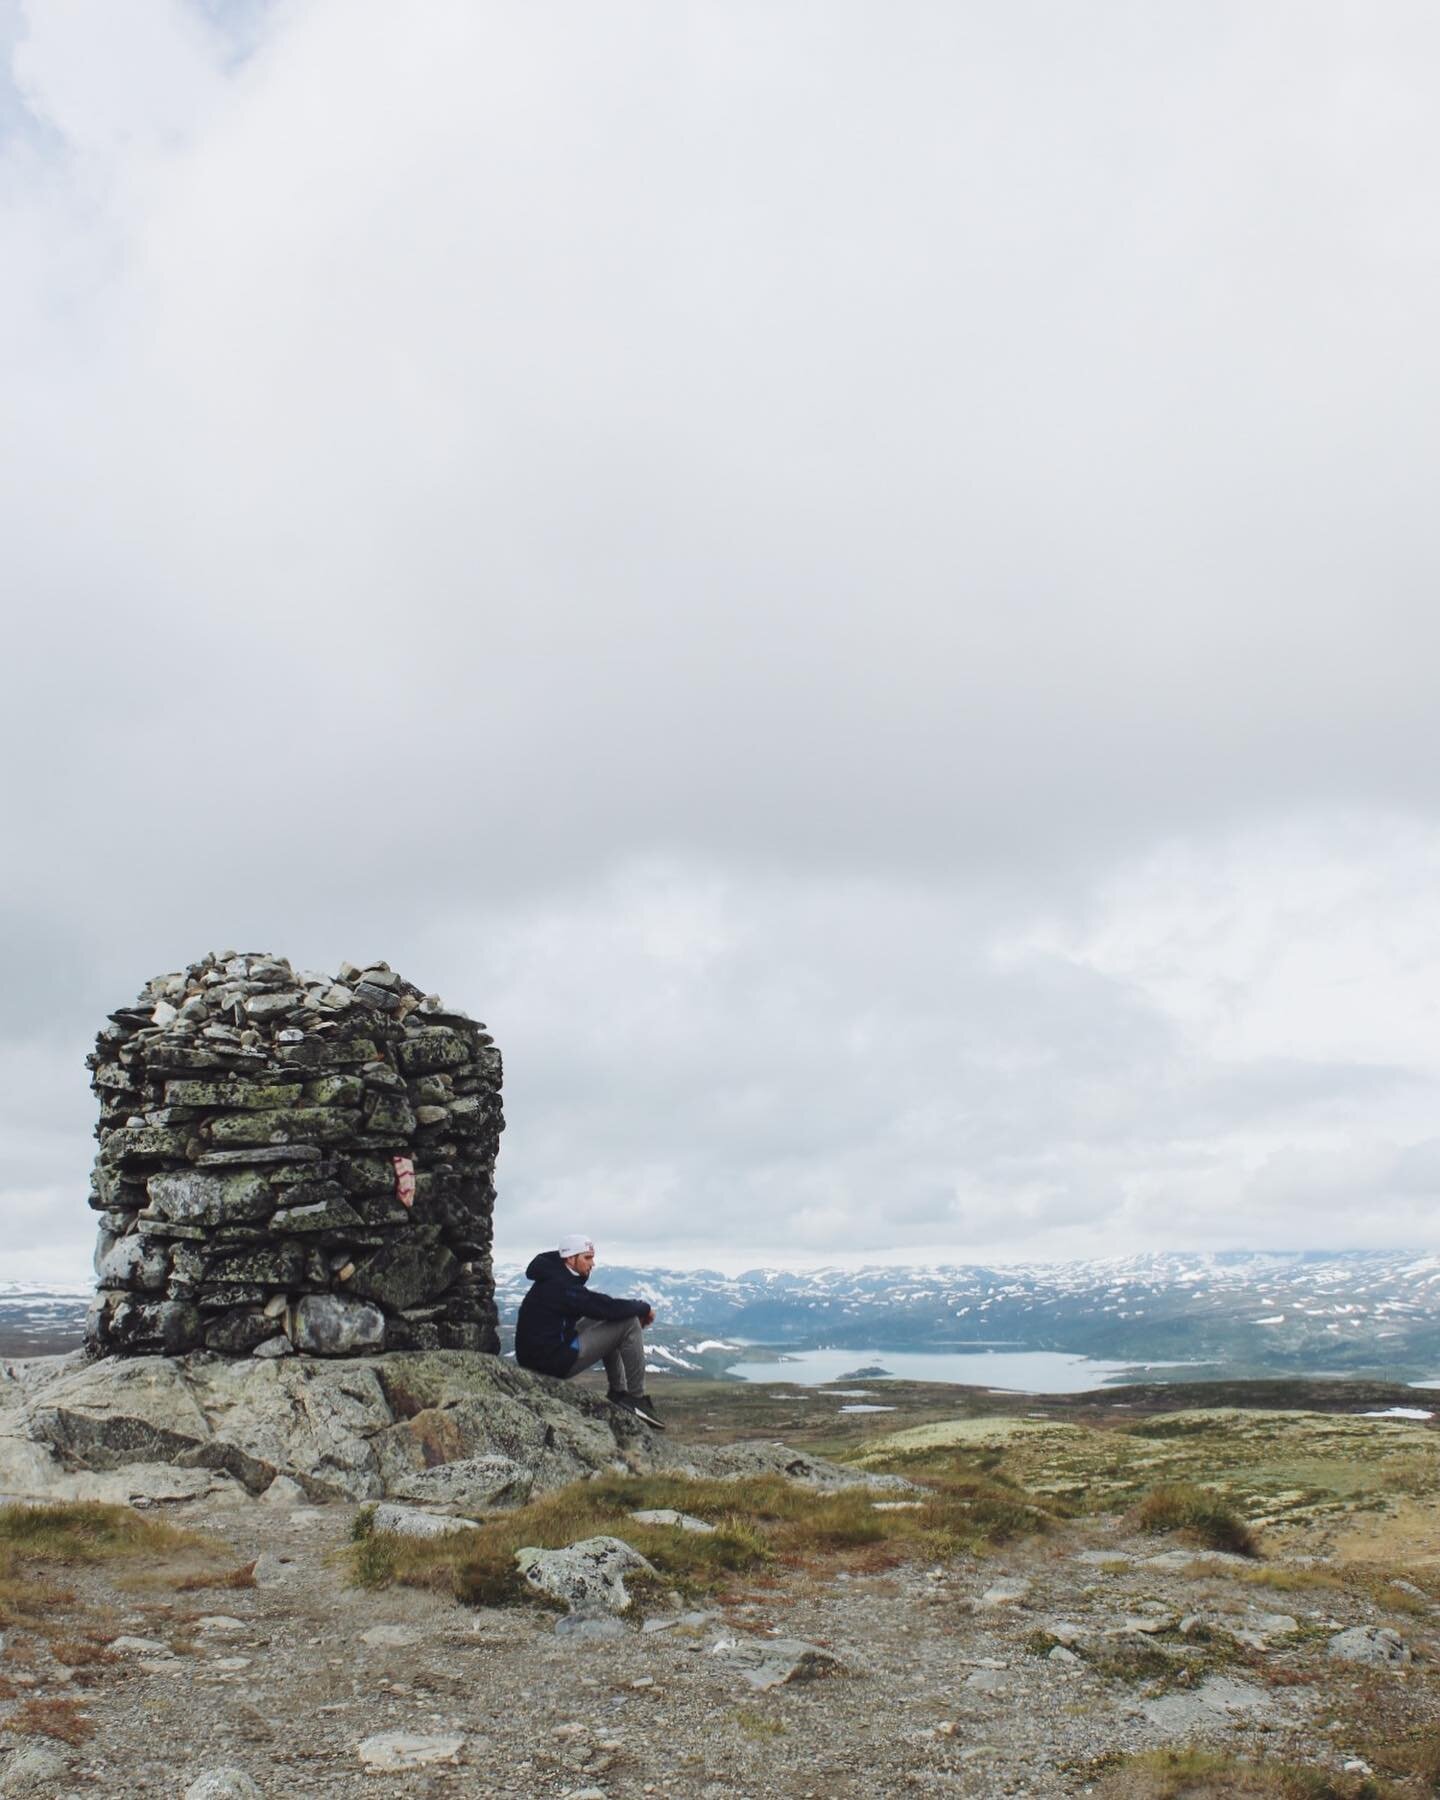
[269,1189,365,1233]
[1328,1625,1411,1668]
[383,1453,534,1510]
[371,1503,480,1539]
[204,1312,282,1355]
[146,1168,273,1225]
[94,1234,170,1291]
[291,1294,385,1355]
[347,1242,459,1311]
[514,1535,656,1615]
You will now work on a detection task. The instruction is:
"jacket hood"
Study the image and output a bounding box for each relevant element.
[525,1249,586,1283]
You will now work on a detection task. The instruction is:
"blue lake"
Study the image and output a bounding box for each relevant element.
[726,1346,1185,1393]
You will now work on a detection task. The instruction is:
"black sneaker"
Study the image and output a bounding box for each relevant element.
[626,1393,665,1431]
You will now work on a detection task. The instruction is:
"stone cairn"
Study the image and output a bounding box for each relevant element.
[84,953,502,1359]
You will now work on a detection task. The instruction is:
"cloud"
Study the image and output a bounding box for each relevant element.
[3,2,1440,1277]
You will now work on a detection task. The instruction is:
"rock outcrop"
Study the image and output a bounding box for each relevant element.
[0,1350,907,1508]
[85,953,501,1359]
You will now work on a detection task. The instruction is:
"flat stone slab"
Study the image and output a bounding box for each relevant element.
[978,1578,1031,1608]
[107,1635,172,1657]
[372,1503,479,1540]
[710,1634,846,1691]
[1226,1611,1300,1649]
[357,1732,465,1771]
[360,1624,423,1648]
[1143,1548,1257,1571]
[629,1508,716,1534]
[553,1614,628,1641]
[1142,1676,1280,1732]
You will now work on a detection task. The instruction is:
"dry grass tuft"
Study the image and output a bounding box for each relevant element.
[1211,1561,1340,1593]
[1354,1723,1440,1788]
[172,1561,257,1592]
[1130,1484,1258,1557]
[48,1635,118,1669]
[0,1501,208,1565]
[8,1696,95,1746]
[0,1545,75,1629]
[731,1708,785,1739]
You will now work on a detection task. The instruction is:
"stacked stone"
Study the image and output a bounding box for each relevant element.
[84,953,502,1360]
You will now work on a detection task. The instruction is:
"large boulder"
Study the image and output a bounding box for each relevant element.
[514,1535,655,1615]
[1328,1626,1411,1668]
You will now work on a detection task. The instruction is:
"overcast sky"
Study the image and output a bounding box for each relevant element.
[5,0,1440,1284]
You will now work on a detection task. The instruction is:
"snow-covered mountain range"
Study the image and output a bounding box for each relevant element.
[494,1249,1440,1380]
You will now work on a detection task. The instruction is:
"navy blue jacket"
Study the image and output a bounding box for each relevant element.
[513,1250,650,1378]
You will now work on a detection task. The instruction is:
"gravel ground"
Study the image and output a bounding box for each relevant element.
[3,1488,1438,1798]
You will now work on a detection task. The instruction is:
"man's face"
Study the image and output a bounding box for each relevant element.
[566,1248,596,1274]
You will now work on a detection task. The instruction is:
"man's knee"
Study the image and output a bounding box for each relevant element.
[619,1315,641,1340]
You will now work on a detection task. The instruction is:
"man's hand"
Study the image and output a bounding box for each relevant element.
[640,1306,656,1327]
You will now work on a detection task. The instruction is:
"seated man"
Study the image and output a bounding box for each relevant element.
[514,1234,663,1429]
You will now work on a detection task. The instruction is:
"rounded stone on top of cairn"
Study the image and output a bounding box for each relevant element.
[84,953,502,1359]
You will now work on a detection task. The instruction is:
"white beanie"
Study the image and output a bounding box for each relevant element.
[558,1233,594,1259]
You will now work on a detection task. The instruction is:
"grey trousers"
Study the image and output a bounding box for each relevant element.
[568,1315,645,1395]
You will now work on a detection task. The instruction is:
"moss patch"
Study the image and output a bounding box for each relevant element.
[853,1406,1440,1546]
[1092,1747,1403,1798]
